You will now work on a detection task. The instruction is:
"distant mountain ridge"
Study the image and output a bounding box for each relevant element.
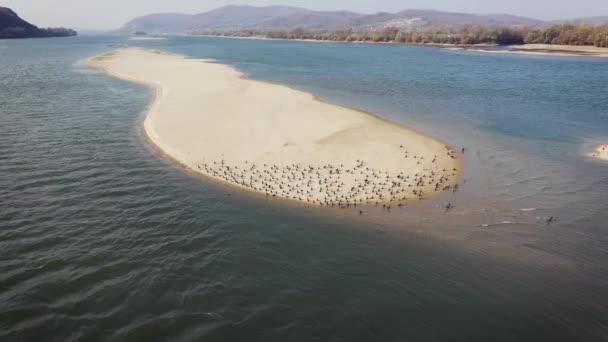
[120,5,549,34]
[0,7,76,39]
[120,13,192,34]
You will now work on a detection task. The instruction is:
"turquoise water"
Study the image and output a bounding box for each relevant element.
[1,35,608,341]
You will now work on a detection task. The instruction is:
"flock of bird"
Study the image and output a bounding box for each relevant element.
[591,144,608,159]
[196,144,461,209]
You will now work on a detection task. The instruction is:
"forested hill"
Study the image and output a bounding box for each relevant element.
[0,7,76,39]
[120,5,608,47]
[201,23,608,47]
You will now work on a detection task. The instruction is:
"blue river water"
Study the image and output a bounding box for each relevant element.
[1,35,607,341]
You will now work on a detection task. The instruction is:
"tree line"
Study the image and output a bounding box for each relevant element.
[193,23,608,47]
[0,27,76,39]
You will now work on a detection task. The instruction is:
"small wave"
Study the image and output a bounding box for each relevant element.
[520,208,537,212]
[479,221,532,227]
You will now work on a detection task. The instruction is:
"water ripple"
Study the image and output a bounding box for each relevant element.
[1,35,608,341]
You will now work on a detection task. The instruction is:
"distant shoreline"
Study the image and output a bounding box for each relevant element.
[189,34,608,57]
[470,44,608,58]
[190,33,499,48]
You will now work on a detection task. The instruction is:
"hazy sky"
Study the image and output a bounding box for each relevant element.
[3,0,608,30]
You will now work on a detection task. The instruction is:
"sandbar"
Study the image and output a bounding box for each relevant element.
[471,44,608,58]
[590,144,608,161]
[128,36,167,41]
[88,47,460,206]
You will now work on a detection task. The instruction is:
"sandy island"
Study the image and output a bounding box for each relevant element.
[590,144,608,161]
[471,44,608,58]
[88,47,460,206]
[128,36,167,41]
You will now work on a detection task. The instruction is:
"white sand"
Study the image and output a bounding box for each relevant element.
[88,47,460,206]
[471,44,608,58]
[590,144,608,161]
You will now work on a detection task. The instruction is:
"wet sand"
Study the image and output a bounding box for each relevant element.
[591,144,608,160]
[88,47,460,206]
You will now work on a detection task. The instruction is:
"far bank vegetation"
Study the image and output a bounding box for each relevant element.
[194,23,608,47]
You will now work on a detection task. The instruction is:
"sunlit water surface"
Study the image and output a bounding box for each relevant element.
[1,35,607,341]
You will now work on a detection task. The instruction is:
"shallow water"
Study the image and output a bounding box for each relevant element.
[1,35,608,341]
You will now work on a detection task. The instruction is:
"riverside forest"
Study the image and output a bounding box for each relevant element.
[195,23,608,47]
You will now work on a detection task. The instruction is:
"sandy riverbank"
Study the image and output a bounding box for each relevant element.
[192,34,497,48]
[180,35,608,57]
[129,36,167,41]
[590,144,608,161]
[88,47,460,206]
[471,44,608,58]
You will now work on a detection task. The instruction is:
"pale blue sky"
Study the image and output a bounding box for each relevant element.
[3,0,608,30]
